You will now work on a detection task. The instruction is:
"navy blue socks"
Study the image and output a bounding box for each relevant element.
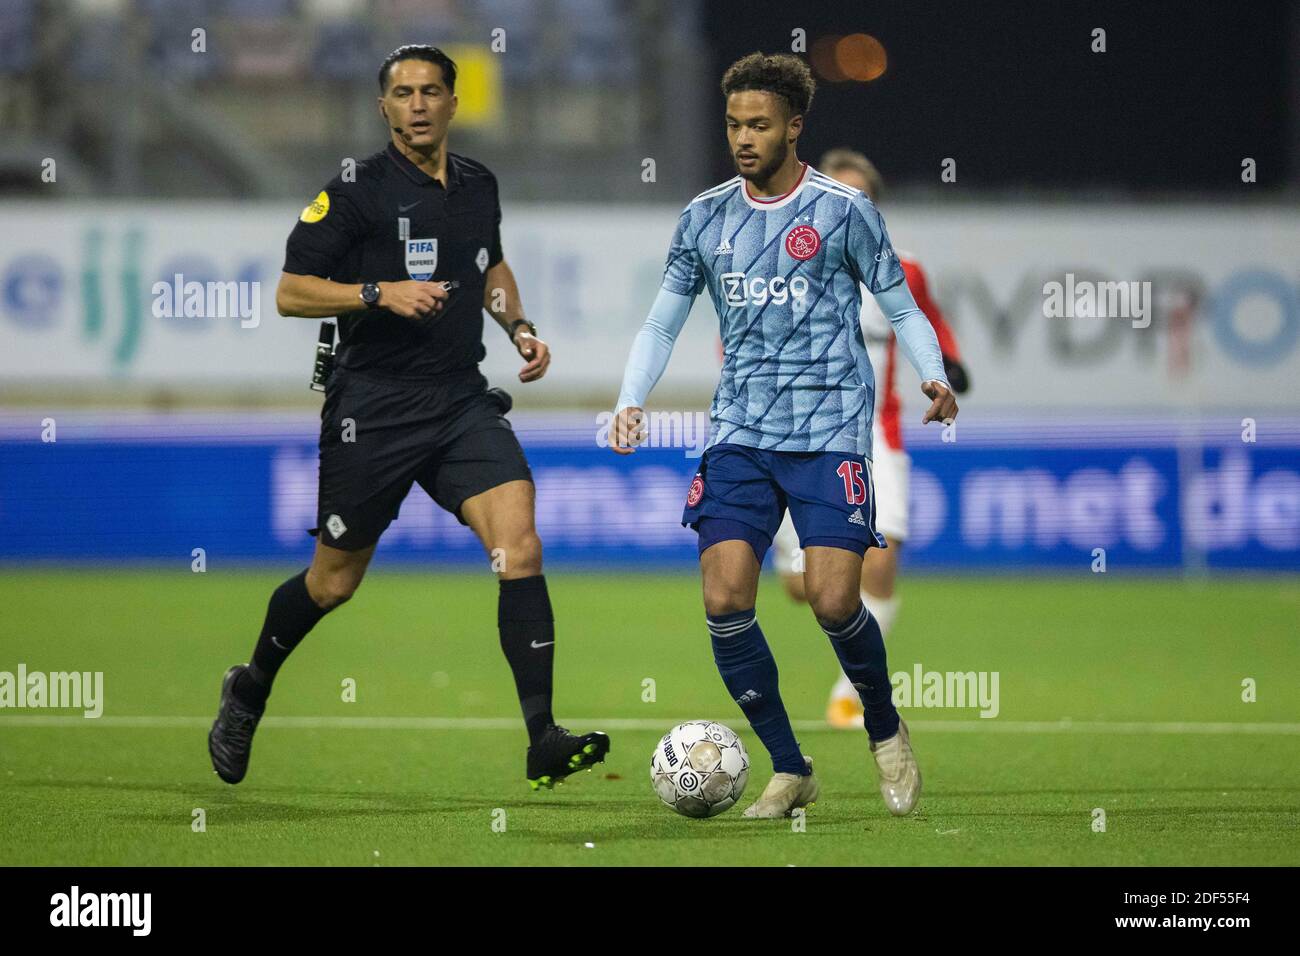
[708,609,807,775]
[822,602,900,741]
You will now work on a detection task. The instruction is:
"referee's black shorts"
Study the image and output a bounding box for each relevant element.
[310,367,533,551]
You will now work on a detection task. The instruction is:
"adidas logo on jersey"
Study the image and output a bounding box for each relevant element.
[848,508,866,527]
[714,237,732,255]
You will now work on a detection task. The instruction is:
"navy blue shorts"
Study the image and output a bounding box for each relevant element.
[682,442,886,562]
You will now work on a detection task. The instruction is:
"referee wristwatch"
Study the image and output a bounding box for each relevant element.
[509,319,537,341]
[360,282,381,308]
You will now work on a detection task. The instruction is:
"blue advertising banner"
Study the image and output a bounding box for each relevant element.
[1,413,1297,571]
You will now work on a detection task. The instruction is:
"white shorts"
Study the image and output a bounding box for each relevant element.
[870,437,910,543]
[773,427,910,574]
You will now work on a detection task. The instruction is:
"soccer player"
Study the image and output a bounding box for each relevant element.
[611,54,957,818]
[208,45,609,791]
[771,150,970,728]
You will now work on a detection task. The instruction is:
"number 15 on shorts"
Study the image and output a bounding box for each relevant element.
[836,459,869,505]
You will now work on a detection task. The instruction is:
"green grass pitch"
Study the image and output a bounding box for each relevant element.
[1,570,1298,866]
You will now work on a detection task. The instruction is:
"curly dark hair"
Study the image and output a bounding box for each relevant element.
[720,52,815,117]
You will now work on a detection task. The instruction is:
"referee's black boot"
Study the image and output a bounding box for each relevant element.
[526,725,611,790]
[208,664,265,784]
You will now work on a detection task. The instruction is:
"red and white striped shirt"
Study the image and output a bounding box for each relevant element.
[861,255,963,451]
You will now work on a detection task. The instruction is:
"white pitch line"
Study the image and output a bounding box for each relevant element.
[1,716,1299,734]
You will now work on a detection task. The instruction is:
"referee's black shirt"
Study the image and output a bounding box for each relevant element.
[283,143,504,380]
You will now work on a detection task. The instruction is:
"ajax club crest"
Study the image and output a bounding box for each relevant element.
[784,224,821,261]
[686,474,704,507]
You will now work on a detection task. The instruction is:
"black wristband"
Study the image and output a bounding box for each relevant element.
[943,358,970,394]
[509,319,536,340]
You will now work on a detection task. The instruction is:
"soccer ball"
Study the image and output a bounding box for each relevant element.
[650,720,749,818]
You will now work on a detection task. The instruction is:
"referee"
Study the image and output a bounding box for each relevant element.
[208,45,610,790]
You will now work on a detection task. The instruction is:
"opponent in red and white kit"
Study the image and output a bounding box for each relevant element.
[772,150,970,728]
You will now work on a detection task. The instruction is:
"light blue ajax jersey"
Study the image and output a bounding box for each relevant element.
[661,163,906,458]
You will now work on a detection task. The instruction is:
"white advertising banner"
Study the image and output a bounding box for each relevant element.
[0,202,1296,411]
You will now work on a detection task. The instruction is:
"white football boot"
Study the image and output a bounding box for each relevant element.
[743,756,820,818]
[869,719,921,815]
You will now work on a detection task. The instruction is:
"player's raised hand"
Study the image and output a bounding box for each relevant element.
[377,280,449,320]
[610,406,646,455]
[514,330,550,382]
[921,380,958,425]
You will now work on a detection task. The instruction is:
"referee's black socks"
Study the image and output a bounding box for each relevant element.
[233,569,330,710]
[231,569,556,739]
[498,575,556,743]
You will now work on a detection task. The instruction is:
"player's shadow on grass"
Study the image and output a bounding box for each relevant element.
[14,776,696,828]
[419,795,800,841]
[10,777,576,826]
[119,801,437,827]
[510,823,781,845]
[432,796,639,810]
[134,792,650,827]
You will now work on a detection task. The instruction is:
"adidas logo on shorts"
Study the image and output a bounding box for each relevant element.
[848,508,866,527]
[326,514,347,539]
